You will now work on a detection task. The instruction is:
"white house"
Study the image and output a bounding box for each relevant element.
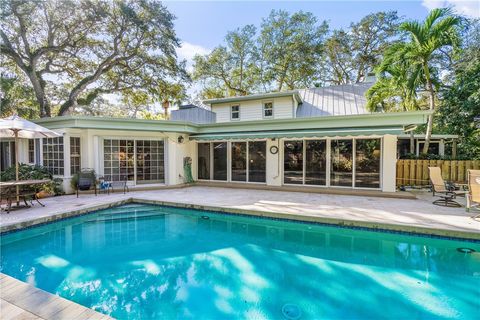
[1,82,431,194]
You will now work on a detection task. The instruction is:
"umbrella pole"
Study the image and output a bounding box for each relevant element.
[15,130,19,205]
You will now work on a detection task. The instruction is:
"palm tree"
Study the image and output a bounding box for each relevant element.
[397,8,461,154]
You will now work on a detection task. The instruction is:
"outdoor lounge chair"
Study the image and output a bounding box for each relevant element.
[428,167,467,207]
[76,169,97,198]
[467,169,480,214]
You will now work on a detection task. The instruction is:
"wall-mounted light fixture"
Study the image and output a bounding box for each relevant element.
[177,136,184,144]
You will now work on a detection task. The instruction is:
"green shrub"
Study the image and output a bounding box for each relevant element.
[0,163,64,195]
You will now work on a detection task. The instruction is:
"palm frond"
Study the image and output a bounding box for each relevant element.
[424,8,451,30]
[400,21,424,44]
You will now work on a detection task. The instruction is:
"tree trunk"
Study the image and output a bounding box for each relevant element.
[422,64,435,154]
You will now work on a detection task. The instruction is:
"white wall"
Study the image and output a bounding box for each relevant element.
[212,96,294,123]
[381,134,397,192]
[266,139,282,186]
[35,128,194,194]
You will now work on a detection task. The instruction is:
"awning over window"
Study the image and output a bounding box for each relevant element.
[189,127,403,141]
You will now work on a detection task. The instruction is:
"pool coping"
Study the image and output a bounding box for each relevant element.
[0,273,113,319]
[1,197,479,241]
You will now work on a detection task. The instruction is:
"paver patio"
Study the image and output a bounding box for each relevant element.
[1,186,478,239]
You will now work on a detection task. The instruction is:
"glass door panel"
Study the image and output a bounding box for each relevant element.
[305,140,326,185]
[355,139,381,188]
[198,143,211,180]
[213,142,227,181]
[231,142,247,181]
[136,140,165,184]
[330,139,353,187]
[248,141,266,183]
[284,141,303,184]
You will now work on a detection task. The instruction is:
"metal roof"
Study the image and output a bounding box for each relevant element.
[297,82,374,117]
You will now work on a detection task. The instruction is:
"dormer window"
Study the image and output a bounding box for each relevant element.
[231,105,240,120]
[263,101,273,118]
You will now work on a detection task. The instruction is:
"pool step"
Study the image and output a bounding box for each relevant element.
[85,211,169,223]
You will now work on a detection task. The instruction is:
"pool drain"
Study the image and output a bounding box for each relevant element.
[457,247,476,254]
[282,304,302,320]
[201,215,210,220]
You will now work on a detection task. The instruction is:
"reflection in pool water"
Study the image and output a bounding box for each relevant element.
[1,204,479,319]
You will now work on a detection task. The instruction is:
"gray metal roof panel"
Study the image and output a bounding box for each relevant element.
[297,82,373,118]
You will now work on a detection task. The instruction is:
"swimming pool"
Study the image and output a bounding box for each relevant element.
[1,203,479,319]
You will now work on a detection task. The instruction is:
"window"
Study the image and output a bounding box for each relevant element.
[198,143,211,179]
[43,137,64,175]
[231,105,240,120]
[70,137,81,175]
[263,102,273,118]
[28,139,35,163]
[213,142,228,180]
[284,141,303,184]
[355,139,381,188]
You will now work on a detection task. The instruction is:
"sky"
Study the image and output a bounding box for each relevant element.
[165,0,480,65]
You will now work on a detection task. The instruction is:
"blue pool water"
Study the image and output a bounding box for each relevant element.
[1,204,479,319]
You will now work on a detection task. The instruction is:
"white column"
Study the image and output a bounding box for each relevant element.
[266,138,282,186]
[382,134,397,192]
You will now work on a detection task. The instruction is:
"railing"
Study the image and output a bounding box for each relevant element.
[396,159,480,187]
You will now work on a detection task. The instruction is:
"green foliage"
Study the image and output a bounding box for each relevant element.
[435,23,480,160]
[193,25,259,97]
[0,75,39,119]
[1,0,188,117]
[0,164,63,195]
[367,8,462,154]
[259,10,328,91]
[325,11,401,84]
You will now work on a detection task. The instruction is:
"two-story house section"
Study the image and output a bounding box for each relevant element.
[204,91,302,122]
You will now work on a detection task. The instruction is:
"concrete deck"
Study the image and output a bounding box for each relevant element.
[0,273,112,320]
[1,186,479,239]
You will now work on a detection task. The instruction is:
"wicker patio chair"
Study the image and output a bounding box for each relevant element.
[467,169,480,214]
[428,167,467,207]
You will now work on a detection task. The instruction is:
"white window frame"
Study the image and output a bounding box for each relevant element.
[262,101,274,119]
[230,105,240,121]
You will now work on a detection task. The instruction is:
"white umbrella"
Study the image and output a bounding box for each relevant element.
[0,115,61,203]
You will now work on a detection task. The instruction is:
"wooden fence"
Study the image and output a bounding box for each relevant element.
[396,159,480,187]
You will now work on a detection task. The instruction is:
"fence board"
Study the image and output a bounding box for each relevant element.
[396,159,480,187]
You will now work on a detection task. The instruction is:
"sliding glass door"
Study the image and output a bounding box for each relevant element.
[232,142,247,181]
[355,139,381,188]
[103,139,164,184]
[213,142,228,180]
[330,139,353,187]
[248,141,266,183]
[305,140,327,185]
[284,141,304,184]
[198,143,211,180]
[284,138,380,189]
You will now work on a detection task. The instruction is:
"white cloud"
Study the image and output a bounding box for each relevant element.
[176,41,210,72]
[422,0,480,18]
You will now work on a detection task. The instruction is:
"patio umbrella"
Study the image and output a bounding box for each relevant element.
[0,115,61,203]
